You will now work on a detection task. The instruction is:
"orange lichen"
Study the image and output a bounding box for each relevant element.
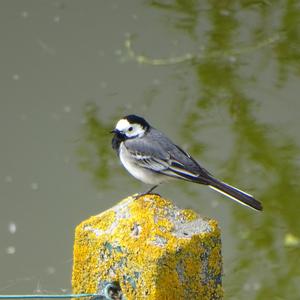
[72,194,223,300]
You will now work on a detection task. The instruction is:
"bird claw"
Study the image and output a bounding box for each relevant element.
[132,189,161,200]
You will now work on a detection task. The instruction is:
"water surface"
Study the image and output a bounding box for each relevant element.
[0,1,299,299]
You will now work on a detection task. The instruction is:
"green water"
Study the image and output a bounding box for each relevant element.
[0,1,299,299]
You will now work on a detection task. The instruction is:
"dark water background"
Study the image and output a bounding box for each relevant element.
[1,1,300,299]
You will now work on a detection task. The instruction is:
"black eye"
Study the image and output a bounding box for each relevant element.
[128,127,133,132]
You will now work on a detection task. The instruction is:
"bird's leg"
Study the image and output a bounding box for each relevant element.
[146,185,158,194]
[133,185,159,200]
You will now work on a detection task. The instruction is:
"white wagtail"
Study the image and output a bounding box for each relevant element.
[111,114,262,211]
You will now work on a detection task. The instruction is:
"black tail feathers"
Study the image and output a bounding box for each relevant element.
[206,177,262,211]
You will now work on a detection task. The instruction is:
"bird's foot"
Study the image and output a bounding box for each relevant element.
[133,185,160,200]
[133,192,161,200]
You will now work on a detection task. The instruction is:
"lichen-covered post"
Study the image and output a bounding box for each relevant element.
[72,195,223,300]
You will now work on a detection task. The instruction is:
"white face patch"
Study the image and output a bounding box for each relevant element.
[115,119,130,132]
[115,118,145,138]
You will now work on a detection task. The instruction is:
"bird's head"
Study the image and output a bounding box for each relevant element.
[111,114,150,139]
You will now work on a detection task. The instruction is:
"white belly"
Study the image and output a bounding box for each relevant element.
[119,143,166,185]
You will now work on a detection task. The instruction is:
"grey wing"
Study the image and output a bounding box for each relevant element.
[123,134,170,173]
[124,129,210,183]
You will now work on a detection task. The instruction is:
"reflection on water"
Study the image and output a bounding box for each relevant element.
[79,1,300,299]
[77,103,116,189]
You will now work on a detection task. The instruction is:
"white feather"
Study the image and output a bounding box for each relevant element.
[115,119,130,131]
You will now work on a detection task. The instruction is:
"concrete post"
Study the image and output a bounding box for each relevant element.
[72,194,223,300]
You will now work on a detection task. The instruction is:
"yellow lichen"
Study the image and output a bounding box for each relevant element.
[72,194,223,300]
[181,208,198,221]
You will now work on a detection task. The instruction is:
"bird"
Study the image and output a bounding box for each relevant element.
[111,114,262,211]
